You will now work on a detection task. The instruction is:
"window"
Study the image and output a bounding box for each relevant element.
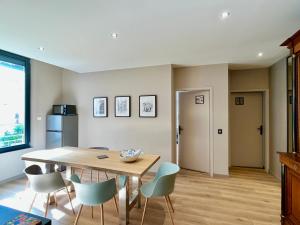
[0,50,30,153]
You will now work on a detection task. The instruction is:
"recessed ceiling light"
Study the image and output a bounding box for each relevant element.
[111,32,118,39]
[258,52,263,57]
[38,46,45,51]
[221,11,230,19]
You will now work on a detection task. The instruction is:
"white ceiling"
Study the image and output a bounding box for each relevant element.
[0,0,299,73]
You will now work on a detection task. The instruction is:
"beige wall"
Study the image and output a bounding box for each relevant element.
[269,58,287,180]
[0,57,284,182]
[0,60,63,182]
[230,68,269,91]
[174,64,229,175]
[62,65,173,169]
[229,68,270,169]
[31,60,63,149]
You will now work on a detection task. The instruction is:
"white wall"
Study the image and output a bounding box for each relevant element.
[0,60,63,182]
[62,65,173,169]
[174,64,229,175]
[269,58,287,180]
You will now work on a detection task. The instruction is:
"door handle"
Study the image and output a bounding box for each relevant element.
[179,125,184,135]
[257,125,263,135]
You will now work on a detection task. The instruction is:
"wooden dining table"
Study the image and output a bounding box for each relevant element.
[21,146,160,225]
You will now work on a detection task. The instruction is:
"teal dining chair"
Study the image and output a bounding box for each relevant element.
[83,147,127,191]
[71,174,118,225]
[24,165,75,217]
[80,147,110,182]
[140,162,180,225]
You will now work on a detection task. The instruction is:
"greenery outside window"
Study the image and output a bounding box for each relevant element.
[0,50,30,153]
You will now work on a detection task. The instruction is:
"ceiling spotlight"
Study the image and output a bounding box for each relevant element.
[258,52,263,57]
[38,46,45,51]
[221,11,230,19]
[111,33,118,39]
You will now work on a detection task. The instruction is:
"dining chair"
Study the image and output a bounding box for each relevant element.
[83,147,127,190]
[80,147,109,182]
[24,165,75,217]
[71,174,118,225]
[140,162,180,225]
[25,164,42,188]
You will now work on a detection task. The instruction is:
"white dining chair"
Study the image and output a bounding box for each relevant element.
[24,164,75,217]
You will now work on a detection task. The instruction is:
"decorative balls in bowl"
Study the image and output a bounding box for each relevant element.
[120,149,142,163]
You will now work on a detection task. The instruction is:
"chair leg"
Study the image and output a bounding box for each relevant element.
[100,204,104,225]
[164,196,175,225]
[66,187,75,215]
[29,193,37,212]
[167,195,174,213]
[91,206,93,218]
[74,204,83,225]
[45,193,50,217]
[113,195,119,214]
[98,171,100,182]
[141,198,148,225]
[90,170,93,182]
[104,172,109,180]
[80,169,84,180]
[54,193,58,207]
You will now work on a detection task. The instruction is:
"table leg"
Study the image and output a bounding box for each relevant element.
[131,176,142,208]
[49,194,55,205]
[46,164,56,205]
[119,175,129,225]
[66,166,75,192]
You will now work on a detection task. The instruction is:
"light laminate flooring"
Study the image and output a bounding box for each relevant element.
[0,167,281,225]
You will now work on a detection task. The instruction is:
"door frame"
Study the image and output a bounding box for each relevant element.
[230,89,270,173]
[176,87,214,177]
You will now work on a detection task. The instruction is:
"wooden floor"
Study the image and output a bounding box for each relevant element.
[0,167,281,225]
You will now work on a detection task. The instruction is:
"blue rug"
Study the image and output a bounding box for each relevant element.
[0,205,51,225]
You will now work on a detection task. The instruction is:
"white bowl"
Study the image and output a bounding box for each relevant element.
[120,149,142,163]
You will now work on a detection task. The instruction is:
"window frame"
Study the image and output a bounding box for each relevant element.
[0,49,31,154]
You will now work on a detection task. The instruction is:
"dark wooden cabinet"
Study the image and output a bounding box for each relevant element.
[280,153,300,225]
[280,30,300,225]
[282,30,300,152]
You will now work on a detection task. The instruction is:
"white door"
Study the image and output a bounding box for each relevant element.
[230,92,264,168]
[178,91,210,173]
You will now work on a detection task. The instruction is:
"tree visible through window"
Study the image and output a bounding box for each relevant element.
[0,50,30,153]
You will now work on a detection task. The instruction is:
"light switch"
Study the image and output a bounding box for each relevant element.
[37,116,42,121]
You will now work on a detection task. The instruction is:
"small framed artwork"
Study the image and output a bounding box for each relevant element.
[195,95,204,104]
[139,95,157,118]
[93,97,108,117]
[235,97,244,105]
[115,96,131,117]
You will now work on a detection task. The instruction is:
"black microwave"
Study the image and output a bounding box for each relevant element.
[53,105,77,115]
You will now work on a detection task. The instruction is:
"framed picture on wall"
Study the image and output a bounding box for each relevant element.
[139,95,157,117]
[93,97,108,117]
[115,96,131,117]
[195,95,204,104]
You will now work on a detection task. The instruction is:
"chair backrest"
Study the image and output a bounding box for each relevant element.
[89,147,109,150]
[71,174,116,206]
[24,166,65,193]
[151,162,180,197]
[24,164,43,175]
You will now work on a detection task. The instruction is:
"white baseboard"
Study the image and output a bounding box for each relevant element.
[0,174,26,185]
